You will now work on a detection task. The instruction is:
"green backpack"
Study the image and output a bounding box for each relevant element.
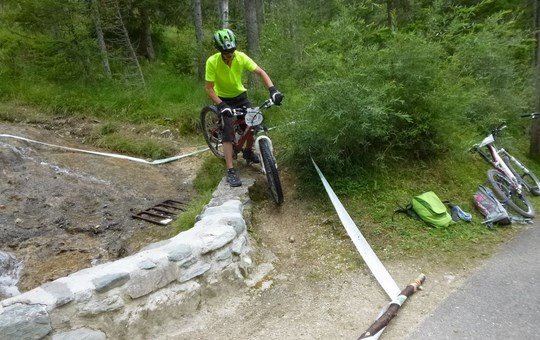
[394,191,454,228]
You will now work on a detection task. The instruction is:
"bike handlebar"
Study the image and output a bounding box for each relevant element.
[492,122,507,136]
[231,99,275,116]
[521,112,540,119]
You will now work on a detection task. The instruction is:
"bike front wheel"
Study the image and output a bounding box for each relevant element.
[200,106,224,159]
[502,155,540,196]
[487,169,535,218]
[259,138,283,205]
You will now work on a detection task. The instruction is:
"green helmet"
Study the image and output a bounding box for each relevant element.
[213,29,236,52]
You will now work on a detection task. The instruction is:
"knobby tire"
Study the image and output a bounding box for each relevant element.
[259,139,284,205]
[201,106,225,159]
[502,156,540,196]
[487,169,535,218]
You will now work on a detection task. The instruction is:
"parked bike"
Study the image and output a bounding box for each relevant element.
[471,120,540,218]
[200,99,284,204]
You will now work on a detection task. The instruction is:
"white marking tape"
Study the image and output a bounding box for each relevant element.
[0,134,209,165]
[311,157,401,300]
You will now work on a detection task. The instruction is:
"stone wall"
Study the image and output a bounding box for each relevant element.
[0,178,265,339]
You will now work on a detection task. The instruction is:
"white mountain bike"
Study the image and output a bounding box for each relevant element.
[471,121,540,218]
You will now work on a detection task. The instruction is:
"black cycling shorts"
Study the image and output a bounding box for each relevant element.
[220,92,251,143]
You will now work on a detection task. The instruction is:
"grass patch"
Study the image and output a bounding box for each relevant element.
[0,102,50,124]
[0,64,207,130]
[172,192,214,233]
[300,144,533,267]
[92,132,174,159]
[172,155,224,232]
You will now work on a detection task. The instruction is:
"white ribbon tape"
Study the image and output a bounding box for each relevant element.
[311,157,400,300]
[0,134,209,165]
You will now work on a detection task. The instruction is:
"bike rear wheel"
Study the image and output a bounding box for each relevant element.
[201,106,224,159]
[487,169,534,218]
[259,138,283,205]
[502,155,540,196]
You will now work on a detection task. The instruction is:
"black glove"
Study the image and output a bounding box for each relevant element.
[217,101,233,117]
[269,86,284,106]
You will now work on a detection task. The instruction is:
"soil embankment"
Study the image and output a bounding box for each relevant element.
[0,121,202,293]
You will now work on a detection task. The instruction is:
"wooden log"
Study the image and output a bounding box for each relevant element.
[358,274,426,339]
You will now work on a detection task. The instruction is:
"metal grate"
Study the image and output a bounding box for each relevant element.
[132,200,186,225]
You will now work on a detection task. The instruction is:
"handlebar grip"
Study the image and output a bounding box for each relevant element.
[522,112,540,119]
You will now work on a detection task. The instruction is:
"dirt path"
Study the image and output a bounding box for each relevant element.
[161,169,479,339]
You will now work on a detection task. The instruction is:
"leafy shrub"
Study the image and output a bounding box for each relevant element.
[283,32,447,177]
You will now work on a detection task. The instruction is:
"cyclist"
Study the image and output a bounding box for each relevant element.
[205,28,283,187]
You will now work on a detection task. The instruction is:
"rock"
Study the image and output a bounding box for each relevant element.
[78,295,124,317]
[179,262,212,283]
[166,244,192,263]
[125,264,179,299]
[0,303,52,340]
[231,235,247,255]
[41,281,73,307]
[92,272,130,293]
[239,255,253,278]
[52,328,106,340]
[199,225,237,254]
[0,251,22,299]
[137,260,157,270]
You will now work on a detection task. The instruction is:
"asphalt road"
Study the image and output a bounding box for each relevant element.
[408,223,540,339]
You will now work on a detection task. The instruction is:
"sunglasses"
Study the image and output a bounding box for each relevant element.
[221,49,236,55]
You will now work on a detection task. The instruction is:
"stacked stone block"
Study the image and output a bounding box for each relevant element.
[0,178,257,339]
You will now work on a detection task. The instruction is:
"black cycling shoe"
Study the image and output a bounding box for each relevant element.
[226,168,242,187]
[242,149,260,164]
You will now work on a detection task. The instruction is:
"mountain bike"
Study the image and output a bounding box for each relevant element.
[200,99,283,204]
[471,121,540,218]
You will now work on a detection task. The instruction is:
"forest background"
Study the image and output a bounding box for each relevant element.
[1,0,540,260]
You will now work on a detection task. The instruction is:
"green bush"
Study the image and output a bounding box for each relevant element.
[280,10,531,185]
[283,32,447,177]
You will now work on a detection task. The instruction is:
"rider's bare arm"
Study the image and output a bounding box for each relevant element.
[253,67,274,89]
[205,81,222,105]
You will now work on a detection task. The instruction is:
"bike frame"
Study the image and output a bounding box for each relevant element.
[229,101,277,161]
[476,133,523,193]
[232,120,255,154]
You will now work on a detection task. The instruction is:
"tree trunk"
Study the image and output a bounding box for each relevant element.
[192,0,205,81]
[140,7,156,61]
[531,0,540,157]
[219,0,229,28]
[255,0,264,37]
[244,0,259,57]
[244,0,259,86]
[90,0,112,79]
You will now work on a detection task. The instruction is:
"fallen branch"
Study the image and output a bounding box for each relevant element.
[358,274,426,339]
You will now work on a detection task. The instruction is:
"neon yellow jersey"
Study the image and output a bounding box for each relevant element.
[205,51,258,98]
